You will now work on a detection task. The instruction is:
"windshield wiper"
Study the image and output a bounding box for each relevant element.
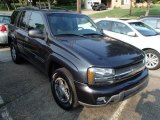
[83,33,103,36]
[55,33,86,38]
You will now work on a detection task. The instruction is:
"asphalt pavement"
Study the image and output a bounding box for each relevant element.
[0,47,160,120]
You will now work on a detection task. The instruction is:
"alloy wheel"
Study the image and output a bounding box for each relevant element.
[146,53,159,69]
[55,77,72,104]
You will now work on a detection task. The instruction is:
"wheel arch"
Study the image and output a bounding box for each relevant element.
[46,54,79,81]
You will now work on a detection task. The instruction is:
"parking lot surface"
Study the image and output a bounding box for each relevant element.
[0,47,160,120]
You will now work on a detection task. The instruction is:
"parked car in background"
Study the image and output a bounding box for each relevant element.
[9,7,148,110]
[140,16,160,33]
[94,18,160,70]
[91,2,107,11]
[0,14,11,45]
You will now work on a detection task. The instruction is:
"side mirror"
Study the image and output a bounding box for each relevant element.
[127,32,136,37]
[28,29,45,39]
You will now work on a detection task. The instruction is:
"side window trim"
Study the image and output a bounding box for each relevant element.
[27,12,46,40]
[17,11,31,31]
[16,11,23,27]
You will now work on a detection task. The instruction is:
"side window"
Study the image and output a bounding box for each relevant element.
[0,16,10,24]
[19,11,31,30]
[11,10,19,24]
[111,22,133,35]
[96,20,112,31]
[28,12,45,33]
[156,19,160,29]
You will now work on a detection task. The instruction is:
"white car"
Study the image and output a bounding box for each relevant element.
[0,14,10,45]
[94,18,160,70]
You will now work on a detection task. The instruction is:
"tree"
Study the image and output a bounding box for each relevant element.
[2,0,12,11]
[32,0,37,6]
[129,0,132,16]
[77,0,81,13]
[145,0,151,16]
[47,0,51,9]
[12,0,17,9]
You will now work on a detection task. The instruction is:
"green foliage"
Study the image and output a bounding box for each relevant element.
[0,4,8,10]
[57,0,76,5]
[89,4,160,18]
[152,0,160,4]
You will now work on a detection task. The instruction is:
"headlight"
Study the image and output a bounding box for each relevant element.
[88,67,115,85]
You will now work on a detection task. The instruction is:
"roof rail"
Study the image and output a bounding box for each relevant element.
[17,6,39,10]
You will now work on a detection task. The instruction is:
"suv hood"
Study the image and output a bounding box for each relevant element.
[57,37,144,68]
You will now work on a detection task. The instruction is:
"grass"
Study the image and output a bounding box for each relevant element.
[89,4,160,18]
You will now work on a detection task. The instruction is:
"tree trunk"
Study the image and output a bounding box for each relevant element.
[12,0,16,9]
[38,0,41,9]
[5,0,13,10]
[48,0,51,9]
[145,0,150,16]
[77,0,81,13]
[129,0,132,16]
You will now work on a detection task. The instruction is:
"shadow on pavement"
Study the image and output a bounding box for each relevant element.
[135,89,160,120]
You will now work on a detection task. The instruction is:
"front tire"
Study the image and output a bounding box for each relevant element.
[51,68,79,110]
[144,49,160,70]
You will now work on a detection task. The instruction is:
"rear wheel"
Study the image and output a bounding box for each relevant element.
[144,49,160,70]
[10,43,22,64]
[51,68,79,110]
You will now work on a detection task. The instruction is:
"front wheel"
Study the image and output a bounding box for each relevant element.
[51,68,79,110]
[144,49,160,70]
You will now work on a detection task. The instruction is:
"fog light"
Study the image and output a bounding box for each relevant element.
[96,97,106,104]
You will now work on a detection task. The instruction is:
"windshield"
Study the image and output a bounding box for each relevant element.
[129,22,158,36]
[47,13,102,36]
[0,16,10,24]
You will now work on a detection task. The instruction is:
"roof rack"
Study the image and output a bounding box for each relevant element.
[17,6,39,10]
[16,6,70,12]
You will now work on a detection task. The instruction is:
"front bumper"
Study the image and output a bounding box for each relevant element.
[75,68,148,107]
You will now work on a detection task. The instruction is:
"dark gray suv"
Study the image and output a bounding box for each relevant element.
[9,7,148,110]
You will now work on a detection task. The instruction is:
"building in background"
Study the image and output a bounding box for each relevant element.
[84,0,147,9]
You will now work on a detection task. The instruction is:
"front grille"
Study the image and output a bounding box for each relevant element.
[114,60,145,81]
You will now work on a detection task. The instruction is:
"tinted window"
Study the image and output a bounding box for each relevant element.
[11,10,19,24]
[0,16,10,24]
[19,11,31,30]
[28,12,45,32]
[111,22,133,35]
[96,20,112,31]
[129,22,158,36]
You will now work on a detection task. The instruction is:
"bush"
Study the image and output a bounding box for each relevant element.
[0,4,8,11]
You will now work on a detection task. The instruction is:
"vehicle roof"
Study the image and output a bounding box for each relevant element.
[140,16,160,19]
[0,14,11,16]
[94,18,141,23]
[14,6,80,15]
[16,6,72,12]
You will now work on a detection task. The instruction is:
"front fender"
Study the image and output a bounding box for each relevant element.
[46,53,82,82]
